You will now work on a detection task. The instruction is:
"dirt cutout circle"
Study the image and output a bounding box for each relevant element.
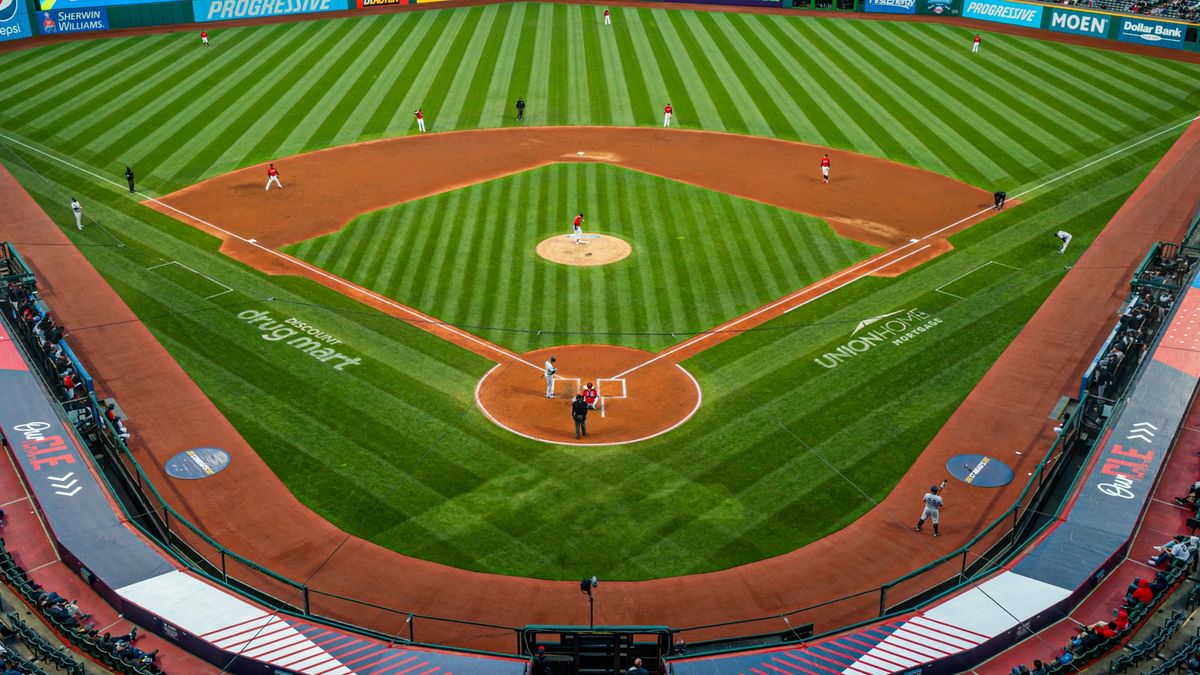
[536,234,632,266]
[476,345,700,445]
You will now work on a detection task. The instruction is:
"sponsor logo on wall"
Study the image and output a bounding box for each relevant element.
[1048,8,1109,36]
[1118,17,1185,48]
[922,0,960,15]
[357,0,404,6]
[0,0,33,42]
[37,7,106,33]
[865,0,916,14]
[962,0,1043,26]
[813,308,944,370]
[194,0,348,22]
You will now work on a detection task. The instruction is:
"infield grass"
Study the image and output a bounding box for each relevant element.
[0,4,1196,580]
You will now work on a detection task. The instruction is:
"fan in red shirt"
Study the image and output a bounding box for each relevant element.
[582,383,599,409]
[820,154,831,184]
[663,103,673,128]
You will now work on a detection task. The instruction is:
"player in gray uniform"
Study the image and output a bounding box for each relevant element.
[915,483,944,537]
[70,197,82,230]
[1056,230,1073,254]
[544,356,557,398]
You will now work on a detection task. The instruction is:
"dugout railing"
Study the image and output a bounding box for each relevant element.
[0,234,1195,662]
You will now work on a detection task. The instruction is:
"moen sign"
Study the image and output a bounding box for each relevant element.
[1048,8,1109,36]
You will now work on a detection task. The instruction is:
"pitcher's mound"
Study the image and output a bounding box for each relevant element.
[537,234,632,266]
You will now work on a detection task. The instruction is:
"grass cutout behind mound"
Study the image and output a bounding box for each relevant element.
[284,163,879,352]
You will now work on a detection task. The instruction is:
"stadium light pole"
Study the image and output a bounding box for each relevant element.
[580,576,598,630]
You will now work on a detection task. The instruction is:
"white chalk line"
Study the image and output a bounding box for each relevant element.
[934,260,1019,299]
[612,112,1200,379]
[0,132,537,372]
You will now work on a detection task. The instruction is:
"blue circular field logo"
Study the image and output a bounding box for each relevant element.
[947,454,1014,488]
[165,447,231,480]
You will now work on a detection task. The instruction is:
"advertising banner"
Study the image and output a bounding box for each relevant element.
[194,0,347,21]
[0,0,33,42]
[664,0,783,7]
[919,0,960,15]
[865,0,915,14]
[37,7,107,33]
[962,0,1042,27]
[356,0,404,6]
[1117,16,1185,48]
[40,0,172,10]
[1047,8,1111,37]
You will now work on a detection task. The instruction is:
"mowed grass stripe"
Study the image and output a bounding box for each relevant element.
[3,37,134,122]
[661,11,732,130]
[464,3,521,129]
[593,8,635,127]
[680,12,769,136]
[564,5,593,126]
[403,7,483,133]
[377,8,469,134]
[818,22,994,183]
[525,4,555,127]
[634,11,697,129]
[85,25,293,177]
[437,4,503,131]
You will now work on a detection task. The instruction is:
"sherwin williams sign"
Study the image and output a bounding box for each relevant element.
[962,0,1042,26]
[1048,8,1110,36]
[865,0,915,14]
[37,7,107,33]
[0,0,32,42]
[1118,17,1185,48]
[193,0,347,21]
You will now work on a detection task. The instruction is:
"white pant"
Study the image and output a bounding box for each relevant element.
[663,112,671,127]
[573,226,584,243]
[73,210,82,228]
[604,14,610,24]
[417,118,426,132]
[266,175,283,190]
[546,375,554,397]
[1058,233,1072,253]
[972,42,979,53]
[202,37,208,45]
[920,506,939,525]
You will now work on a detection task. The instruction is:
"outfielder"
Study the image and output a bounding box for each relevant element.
[415,108,426,133]
[1056,230,1072,254]
[603,8,611,25]
[663,103,673,127]
[70,197,82,230]
[544,357,557,398]
[915,481,944,537]
[572,213,585,244]
[265,163,283,190]
[972,34,981,53]
[201,30,209,46]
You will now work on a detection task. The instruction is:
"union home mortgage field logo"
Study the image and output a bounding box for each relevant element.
[814,308,943,369]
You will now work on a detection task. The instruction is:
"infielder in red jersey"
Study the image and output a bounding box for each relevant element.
[265,163,282,191]
[663,103,673,127]
[820,154,831,184]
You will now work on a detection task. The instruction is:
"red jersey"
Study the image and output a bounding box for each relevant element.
[573,215,583,227]
[974,35,981,43]
[201,31,207,38]
[664,105,673,115]
[603,9,609,15]
[583,387,598,405]
[820,157,831,168]
[415,110,424,120]
[267,166,278,177]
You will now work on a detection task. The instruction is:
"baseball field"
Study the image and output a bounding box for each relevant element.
[0,2,1197,585]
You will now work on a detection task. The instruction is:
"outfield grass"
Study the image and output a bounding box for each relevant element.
[284,163,879,352]
[0,5,1196,580]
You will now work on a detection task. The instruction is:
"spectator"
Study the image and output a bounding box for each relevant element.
[1114,607,1130,632]
[1131,578,1153,605]
[531,645,550,675]
[1148,535,1195,566]
[1174,481,1200,507]
[628,657,650,675]
[1030,658,1047,675]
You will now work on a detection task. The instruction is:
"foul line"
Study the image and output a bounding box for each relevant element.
[0,132,539,372]
[612,112,1200,379]
[611,244,931,379]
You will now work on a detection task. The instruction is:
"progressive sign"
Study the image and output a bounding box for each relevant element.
[194,0,348,21]
[963,0,1043,27]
